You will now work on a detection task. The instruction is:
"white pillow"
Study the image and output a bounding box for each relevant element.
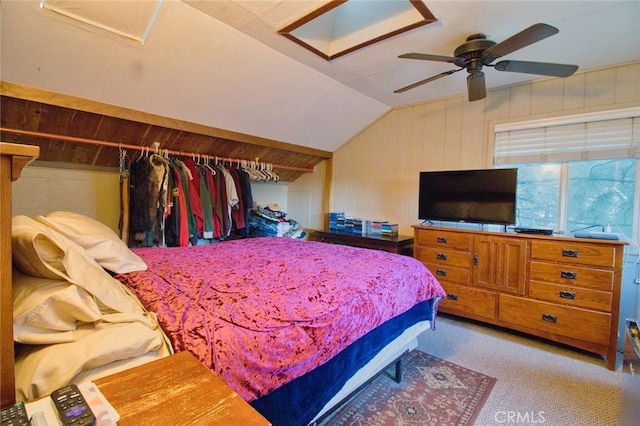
[14,321,163,401]
[12,269,102,344]
[35,211,146,273]
[12,216,136,314]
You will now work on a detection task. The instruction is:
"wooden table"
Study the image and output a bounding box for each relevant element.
[94,351,271,425]
[310,229,414,256]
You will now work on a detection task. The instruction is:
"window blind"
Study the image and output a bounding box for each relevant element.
[494,109,640,164]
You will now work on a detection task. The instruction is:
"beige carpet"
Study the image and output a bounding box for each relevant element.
[417,315,622,426]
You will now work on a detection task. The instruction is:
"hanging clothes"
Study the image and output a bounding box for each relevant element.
[126,151,255,246]
[236,167,254,238]
[214,165,231,237]
[183,159,205,239]
[228,166,246,233]
[196,165,215,239]
[128,153,168,247]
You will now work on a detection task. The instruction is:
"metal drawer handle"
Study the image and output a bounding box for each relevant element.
[447,294,458,301]
[436,269,447,277]
[542,314,558,323]
[437,253,448,260]
[560,271,577,279]
[559,290,576,300]
[562,249,579,258]
[437,236,448,244]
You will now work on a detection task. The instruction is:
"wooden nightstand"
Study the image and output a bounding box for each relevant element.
[94,351,271,425]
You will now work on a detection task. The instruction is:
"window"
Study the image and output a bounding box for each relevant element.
[494,108,639,244]
[506,159,636,239]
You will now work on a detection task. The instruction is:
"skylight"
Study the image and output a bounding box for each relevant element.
[279,0,437,60]
[38,0,163,44]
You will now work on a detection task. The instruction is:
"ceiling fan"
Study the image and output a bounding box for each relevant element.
[394,23,579,101]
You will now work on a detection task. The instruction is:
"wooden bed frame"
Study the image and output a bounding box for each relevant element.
[1,142,438,423]
[1,142,40,407]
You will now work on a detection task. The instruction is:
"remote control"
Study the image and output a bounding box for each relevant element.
[50,384,96,426]
[0,401,29,426]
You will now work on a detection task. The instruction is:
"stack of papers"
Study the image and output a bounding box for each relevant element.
[25,382,119,426]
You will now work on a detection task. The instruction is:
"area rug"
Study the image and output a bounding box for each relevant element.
[324,350,496,426]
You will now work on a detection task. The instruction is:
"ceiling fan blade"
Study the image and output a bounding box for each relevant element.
[494,60,578,77]
[394,69,461,93]
[399,53,462,63]
[467,72,486,102]
[483,23,559,63]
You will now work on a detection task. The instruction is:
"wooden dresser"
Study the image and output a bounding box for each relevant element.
[414,225,627,370]
[1,142,39,407]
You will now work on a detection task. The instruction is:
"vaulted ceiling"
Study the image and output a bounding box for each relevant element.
[1,1,639,179]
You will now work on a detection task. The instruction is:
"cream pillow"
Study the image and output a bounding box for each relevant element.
[12,269,102,344]
[36,211,146,273]
[15,321,163,401]
[12,215,135,314]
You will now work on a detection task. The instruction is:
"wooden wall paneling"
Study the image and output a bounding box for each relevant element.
[615,62,640,105]
[508,84,533,118]
[402,104,427,228]
[459,98,488,169]
[330,133,353,212]
[585,68,618,108]
[443,98,464,170]
[483,87,512,167]
[421,102,447,171]
[530,78,565,115]
[366,110,401,220]
[562,73,587,111]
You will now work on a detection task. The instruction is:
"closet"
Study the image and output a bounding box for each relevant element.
[124,147,276,247]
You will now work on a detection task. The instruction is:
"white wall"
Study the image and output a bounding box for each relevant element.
[11,163,122,231]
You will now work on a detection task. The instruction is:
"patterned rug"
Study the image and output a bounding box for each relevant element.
[324,350,496,426]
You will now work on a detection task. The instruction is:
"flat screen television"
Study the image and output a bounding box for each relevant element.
[418,168,517,225]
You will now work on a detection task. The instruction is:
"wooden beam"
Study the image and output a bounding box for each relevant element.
[0,81,332,160]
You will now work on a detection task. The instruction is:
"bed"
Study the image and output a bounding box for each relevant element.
[9,211,445,425]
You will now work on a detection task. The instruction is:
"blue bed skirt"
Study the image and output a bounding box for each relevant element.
[250,299,438,426]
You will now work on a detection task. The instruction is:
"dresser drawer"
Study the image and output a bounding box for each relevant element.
[439,283,496,321]
[415,246,471,268]
[529,281,612,312]
[424,263,470,285]
[499,295,611,346]
[529,261,613,291]
[415,229,473,251]
[530,240,615,268]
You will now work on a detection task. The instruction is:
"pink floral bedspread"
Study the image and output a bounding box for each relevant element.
[115,237,445,401]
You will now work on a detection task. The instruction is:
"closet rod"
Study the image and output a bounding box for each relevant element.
[0,128,316,173]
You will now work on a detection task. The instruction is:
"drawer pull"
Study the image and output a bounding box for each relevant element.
[437,237,448,244]
[436,269,447,277]
[437,253,448,260]
[560,271,577,279]
[447,294,458,301]
[542,314,558,323]
[559,290,576,300]
[562,249,579,258]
